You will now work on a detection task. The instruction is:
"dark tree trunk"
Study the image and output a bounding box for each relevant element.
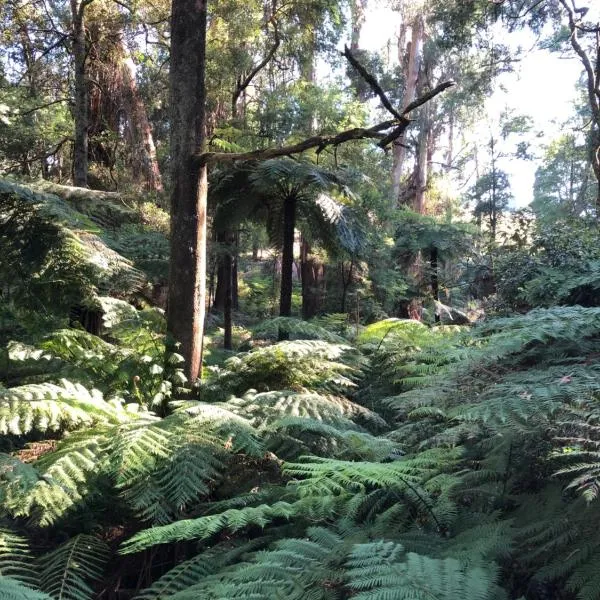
[223,248,233,350]
[232,232,239,310]
[430,245,439,323]
[212,231,228,312]
[279,194,297,339]
[340,259,354,313]
[71,0,89,187]
[300,238,320,319]
[167,0,208,383]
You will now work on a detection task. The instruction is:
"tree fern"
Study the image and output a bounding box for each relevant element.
[37,535,109,600]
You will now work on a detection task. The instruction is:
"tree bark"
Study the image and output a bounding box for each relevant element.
[350,0,368,51]
[300,237,321,319]
[412,103,431,214]
[121,51,163,192]
[71,0,90,188]
[430,245,439,323]
[392,15,424,205]
[559,0,600,207]
[279,194,297,338]
[212,231,228,312]
[167,0,208,383]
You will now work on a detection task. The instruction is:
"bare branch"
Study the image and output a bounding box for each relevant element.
[17,98,70,117]
[343,45,403,120]
[232,16,280,112]
[401,80,455,115]
[196,79,453,166]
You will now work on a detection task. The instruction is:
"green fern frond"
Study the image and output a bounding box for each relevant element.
[37,535,109,600]
[0,379,140,436]
[0,578,53,600]
[0,529,35,585]
[223,389,384,430]
[346,541,503,600]
[120,500,317,554]
[253,317,347,343]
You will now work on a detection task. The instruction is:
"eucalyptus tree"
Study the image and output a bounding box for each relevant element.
[167,0,452,379]
[533,133,596,220]
[492,0,600,206]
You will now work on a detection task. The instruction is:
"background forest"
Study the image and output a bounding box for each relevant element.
[1,0,600,599]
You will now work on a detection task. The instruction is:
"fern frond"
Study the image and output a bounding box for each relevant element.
[0,380,139,436]
[0,529,35,585]
[0,578,53,600]
[38,535,109,600]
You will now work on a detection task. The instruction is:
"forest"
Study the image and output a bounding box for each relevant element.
[1,0,600,598]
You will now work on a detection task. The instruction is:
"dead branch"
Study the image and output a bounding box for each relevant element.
[195,49,454,167]
[343,45,403,120]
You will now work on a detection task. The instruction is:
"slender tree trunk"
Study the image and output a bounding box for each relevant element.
[279,194,297,338]
[430,245,439,323]
[121,50,163,192]
[232,231,239,310]
[300,237,320,319]
[350,0,368,52]
[167,0,208,383]
[340,259,354,313]
[392,15,424,205]
[413,104,430,214]
[223,248,233,350]
[559,0,600,208]
[71,0,89,187]
[212,232,228,312]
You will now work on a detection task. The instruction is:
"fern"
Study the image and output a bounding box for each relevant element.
[0,528,36,585]
[0,379,140,436]
[346,541,503,600]
[37,535,109,600]
[0,578,53,600]
[252,317,347,343]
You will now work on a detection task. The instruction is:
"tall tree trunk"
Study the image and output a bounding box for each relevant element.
[430,245,439,323]
[232,231,239,310]
[71,0,89,187]
[300,237,320,319]
[212,231,228,312]
[392,15,424,205]
[223,248,233,350]
[121,50,163,192]
[279,194,297,338]
[559,0,600,208]
[350,0,367,51]
[412,103,431,214]
[167,0,208,383]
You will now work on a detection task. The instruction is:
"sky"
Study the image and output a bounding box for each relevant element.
[358,2,596,208]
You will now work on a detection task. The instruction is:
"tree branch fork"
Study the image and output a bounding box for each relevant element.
[194,47,454,167]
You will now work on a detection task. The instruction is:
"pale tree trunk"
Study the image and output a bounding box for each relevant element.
[350,0,368,51]
[392,14,424,205]
[168,0,208,383]
[559,0,600,208]
[412,103,430,214]
[121,49,163,192]
[71,0,92,187]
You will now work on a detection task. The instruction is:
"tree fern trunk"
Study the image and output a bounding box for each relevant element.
[279,194,297,339]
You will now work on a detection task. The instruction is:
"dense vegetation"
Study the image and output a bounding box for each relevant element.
[1,0,600,599]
